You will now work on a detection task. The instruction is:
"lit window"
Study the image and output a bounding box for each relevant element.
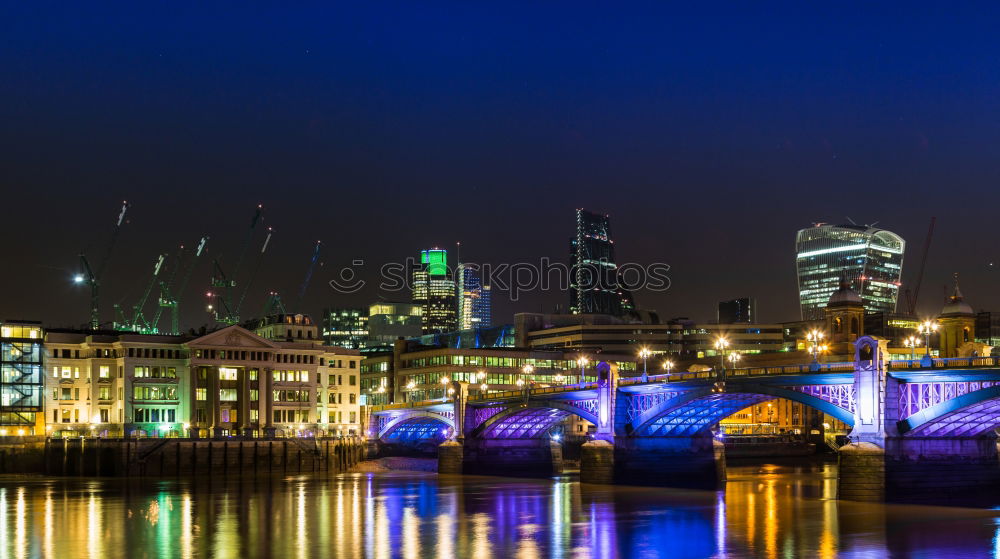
[219,367,238,381]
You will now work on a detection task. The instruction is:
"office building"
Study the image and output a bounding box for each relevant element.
[795,224,905,320]
[570,209,635,316]
[718,297,757,324]
[412,249,457,334]
[367,302,423,349]
[321,307,368,349]
[457,264,491,330]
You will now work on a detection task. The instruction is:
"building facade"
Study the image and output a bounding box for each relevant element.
[795,224,905,320]
[367,302,423,350]
[360,340,638,407]
[321,307,368,349]
[569,209,634,316]
[412,249,457,334]
[40,320,362,438]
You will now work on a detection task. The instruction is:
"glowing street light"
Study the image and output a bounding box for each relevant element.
[806,329,828,371]
[638,347,652,383]
[714,337,730,374]
[903,335,921,362]
[662,360,674,382]
[728,352,742,367]
[576,356,589,384]
[72,274,85,284]
[918,320,939,367]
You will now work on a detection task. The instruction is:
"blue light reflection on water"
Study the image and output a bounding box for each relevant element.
[0,463,996,557]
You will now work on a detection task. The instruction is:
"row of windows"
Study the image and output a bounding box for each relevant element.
[134,408,177,423]
[54,387,122,401]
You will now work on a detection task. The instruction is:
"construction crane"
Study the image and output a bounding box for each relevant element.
[75,201,130,330]
[113,253,167,333]
[903,217,936,316]
[154,236,208,335]
[293,240,322,311]
[209,205,271,325]
[259,290,288,319]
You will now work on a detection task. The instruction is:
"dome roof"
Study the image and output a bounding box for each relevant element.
[941,273,974,316]
[827,277,863,307]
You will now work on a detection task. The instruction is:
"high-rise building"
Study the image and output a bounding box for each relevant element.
[0,321,44,434]
[795,224,905,320]
[412,249,457,334]
[321,308,368,349]
[718,297,757,324]
[569,209,635,316]
[457,264,491,330]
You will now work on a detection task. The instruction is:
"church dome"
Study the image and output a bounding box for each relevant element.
[827,277,862,307]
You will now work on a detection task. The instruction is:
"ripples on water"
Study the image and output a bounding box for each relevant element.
[0,461,998,558]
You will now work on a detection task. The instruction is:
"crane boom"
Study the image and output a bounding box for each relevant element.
[115,253,166,332]
[294,240,322,311]
[78,200,130,329]
[905,217,936,315]
[210,205,265,325]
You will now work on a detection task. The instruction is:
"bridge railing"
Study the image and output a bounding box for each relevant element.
[886,356,1000,370]
[467,382,599,402]
[619,362,856,386]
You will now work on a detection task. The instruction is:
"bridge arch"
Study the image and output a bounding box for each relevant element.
[377,411,455,443]
[470,400,599,439]
[625,384,855,437]
[900,385,1000,437]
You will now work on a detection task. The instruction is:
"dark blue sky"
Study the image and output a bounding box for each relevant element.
[3,3,1000,328]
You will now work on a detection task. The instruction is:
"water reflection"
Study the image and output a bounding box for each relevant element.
[0,463,997,557]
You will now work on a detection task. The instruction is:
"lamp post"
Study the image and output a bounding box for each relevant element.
[662,359,673,383]
[521,364,534,391]
[903,336,920,362]
[728,352,742,369]
[918,320,938,367]
[576,356,589,385]
[714,337,730,377]
[638,347,651,382]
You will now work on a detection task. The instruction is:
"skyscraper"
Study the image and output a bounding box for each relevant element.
[457,264,491,330]
[795,224,905,320]
[718,297,757,324]
[412,249,457,333]
[570,209,635,315]
[321,307,368,349]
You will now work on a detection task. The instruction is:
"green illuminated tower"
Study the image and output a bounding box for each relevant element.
[413,249,457,334]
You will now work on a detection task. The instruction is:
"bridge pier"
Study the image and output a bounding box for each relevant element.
[462,437,563,477]
[838,437,1000,502]
[580,440,614,484]
[437,440,463,474]
[614,436,725,489]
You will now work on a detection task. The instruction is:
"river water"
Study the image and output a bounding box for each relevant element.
[0,461,998,558]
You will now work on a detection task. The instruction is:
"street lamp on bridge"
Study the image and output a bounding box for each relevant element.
[714,337,730,376]
[903,336,920,362]
[576,356,589,385]
[806,329,828,371]
[662,359,674,383]
[918,320,939,367]
[638,347,652,382]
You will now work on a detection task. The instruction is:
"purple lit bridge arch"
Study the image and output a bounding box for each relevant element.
[467,399,600,439]
[373,409,455,446]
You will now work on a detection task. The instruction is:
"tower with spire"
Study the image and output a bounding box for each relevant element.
[938,273,977,358]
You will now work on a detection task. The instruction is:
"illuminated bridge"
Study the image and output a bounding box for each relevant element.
[367,336,1000,501]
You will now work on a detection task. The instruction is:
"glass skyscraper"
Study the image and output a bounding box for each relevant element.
[457,264,491,330]
[412,249,457,334]
[795,224,905,320]
[570,209,635,316]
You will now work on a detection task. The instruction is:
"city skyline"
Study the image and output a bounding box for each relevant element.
[3,4,1000,330]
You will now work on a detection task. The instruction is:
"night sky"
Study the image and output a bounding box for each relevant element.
[3,3,1000,330]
